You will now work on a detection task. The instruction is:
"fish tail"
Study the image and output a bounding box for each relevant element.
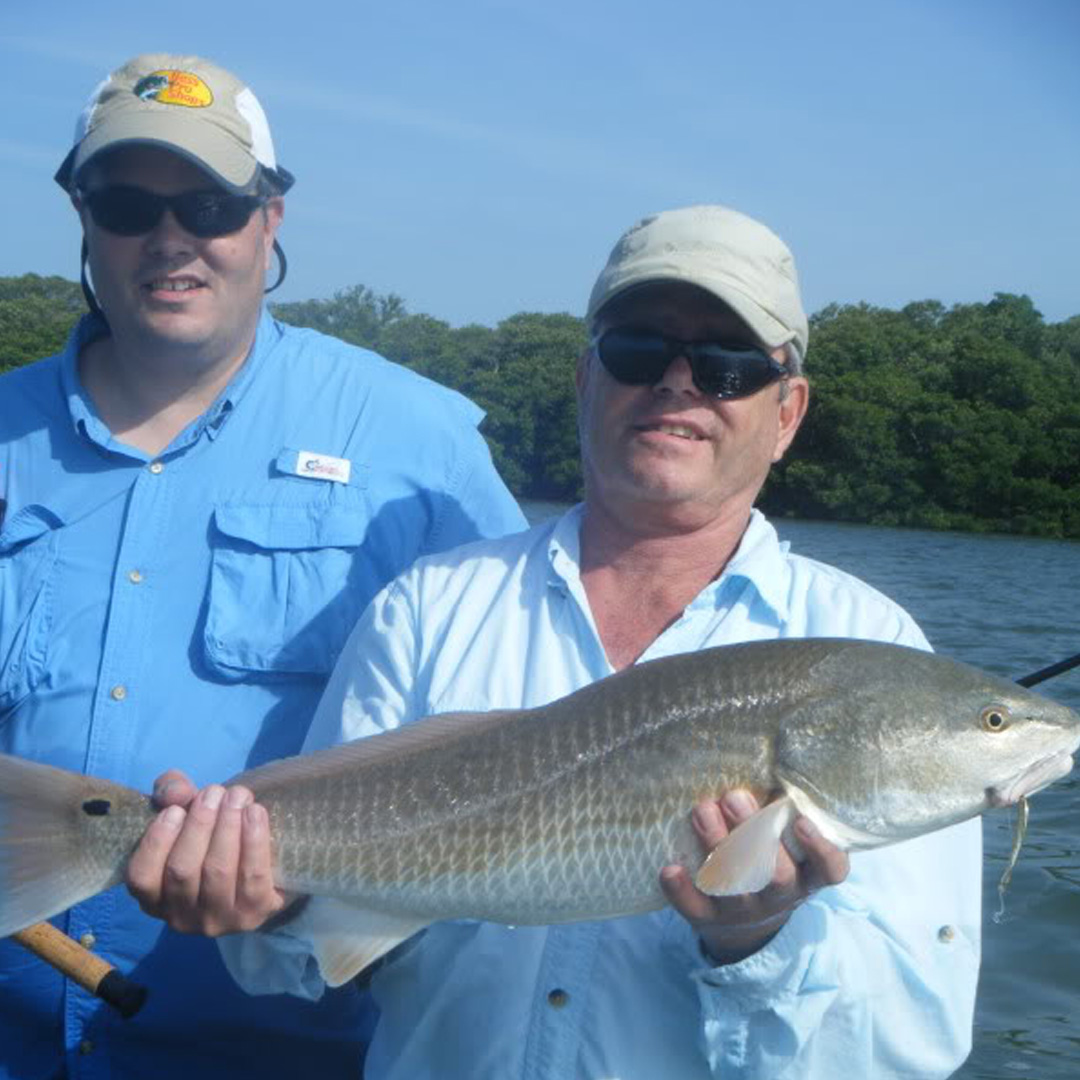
[0,753,143,938]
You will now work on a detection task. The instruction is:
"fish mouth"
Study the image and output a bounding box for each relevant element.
[988,748,1076,808]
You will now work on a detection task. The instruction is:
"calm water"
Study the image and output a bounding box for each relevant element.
[522,503,1080,1080]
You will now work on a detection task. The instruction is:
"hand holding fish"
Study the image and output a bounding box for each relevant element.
[660,790,849,964]
[125,770,292,936]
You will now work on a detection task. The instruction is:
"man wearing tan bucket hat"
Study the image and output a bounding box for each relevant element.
[143,205,981,1077]
[0,53,522,1079]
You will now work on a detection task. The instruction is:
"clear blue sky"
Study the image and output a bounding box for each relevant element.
[3,0,1078,331]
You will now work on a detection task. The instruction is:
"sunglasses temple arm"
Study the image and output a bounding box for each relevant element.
[79,239,103,317]
[265,240,287,294]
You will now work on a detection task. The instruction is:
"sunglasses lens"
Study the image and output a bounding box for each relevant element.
[83,187,262,238]
[596,329,672,385]
[690,344,779,398]
[175,193,260,237]
[85,187,163,235]
[596,330,783,400]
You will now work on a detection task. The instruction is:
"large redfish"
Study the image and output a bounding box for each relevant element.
[1,638,1077,985]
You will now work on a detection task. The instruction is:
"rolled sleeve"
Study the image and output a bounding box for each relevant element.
[220,921,329,1002]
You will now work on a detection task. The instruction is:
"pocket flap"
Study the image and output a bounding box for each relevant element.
[213,498,368,551]
[204,492,372,678]
[0,506,65,553]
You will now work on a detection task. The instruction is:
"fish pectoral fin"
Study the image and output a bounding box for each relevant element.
[694,796,797,897]
[289,896,429,987]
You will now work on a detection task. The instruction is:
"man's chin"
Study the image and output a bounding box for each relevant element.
[137,322,214,351]
[613,475,708,512]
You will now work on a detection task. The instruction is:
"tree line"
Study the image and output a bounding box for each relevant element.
[3,273,1079,538]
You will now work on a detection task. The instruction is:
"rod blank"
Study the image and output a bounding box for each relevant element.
[1016,651,1080,689]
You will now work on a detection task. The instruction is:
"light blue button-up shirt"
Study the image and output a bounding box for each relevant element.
[225,505,982,1079]
[0,311,525,1080]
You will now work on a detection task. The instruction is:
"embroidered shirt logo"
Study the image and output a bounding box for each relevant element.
[295,451,351,485]
[133,70,214,108]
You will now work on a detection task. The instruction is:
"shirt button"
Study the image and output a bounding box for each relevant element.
[110,685,127,702]
[938,925,956,944]
[79,1040,94,1055]
[79,933,96,949]
[547,989,569,1008]
[148,461,164,474]
[128,569,144,584]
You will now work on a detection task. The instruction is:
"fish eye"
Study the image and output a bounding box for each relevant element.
[981,706,1010,733]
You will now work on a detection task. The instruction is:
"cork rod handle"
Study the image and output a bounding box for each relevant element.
[12,922,148,1018]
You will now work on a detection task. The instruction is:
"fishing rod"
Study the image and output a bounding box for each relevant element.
[1016,650,1080,689]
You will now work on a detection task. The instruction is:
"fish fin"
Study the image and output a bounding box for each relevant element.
[694,796,797,897]
[286,896,429,987]
[0,754,133,937]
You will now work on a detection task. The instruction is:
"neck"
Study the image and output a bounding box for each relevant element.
[78,324,257,457]
[579,495,753,670]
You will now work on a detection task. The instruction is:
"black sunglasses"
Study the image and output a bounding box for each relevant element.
[594,327,789,400]
[79,185,267,239]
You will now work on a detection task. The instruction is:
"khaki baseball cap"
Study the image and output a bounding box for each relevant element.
[586,205,809,358]
[55,53,293,195]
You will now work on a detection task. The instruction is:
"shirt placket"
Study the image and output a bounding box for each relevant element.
[520,924,601,1079]
[65,453,175,1073]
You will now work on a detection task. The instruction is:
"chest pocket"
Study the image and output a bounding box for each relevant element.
[0,507,64,715]
[203,495,372,679]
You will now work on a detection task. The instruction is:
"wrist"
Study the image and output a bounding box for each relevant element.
[698,914,789,966]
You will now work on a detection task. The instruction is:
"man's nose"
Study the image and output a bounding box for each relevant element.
[654,354,701,395]
[144,207,196,250]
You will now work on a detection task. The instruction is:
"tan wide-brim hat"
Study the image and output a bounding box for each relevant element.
[586,204,809,358]
[55,53,293,195]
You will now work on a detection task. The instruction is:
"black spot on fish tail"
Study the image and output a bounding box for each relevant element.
[82,799,112,816]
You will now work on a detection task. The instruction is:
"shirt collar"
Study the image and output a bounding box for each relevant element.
[61,312,112,447]
[546,502,587,593]
[203,308,278,435]
[706,508,791,622]
[544,503,791,623]
[61,307,277,455]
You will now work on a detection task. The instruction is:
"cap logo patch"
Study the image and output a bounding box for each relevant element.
[133,70,214,109]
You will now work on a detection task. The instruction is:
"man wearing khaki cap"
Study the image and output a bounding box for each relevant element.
[180,204,980,1078]
[0,53,522,1078]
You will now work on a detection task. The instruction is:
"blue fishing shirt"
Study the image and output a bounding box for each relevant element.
[225,505,983,1080]
[0,310,525,1079]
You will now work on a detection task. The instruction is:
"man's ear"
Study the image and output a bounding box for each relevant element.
[575,348,591,396]
[262,197,285,270]
[771,378,809,463]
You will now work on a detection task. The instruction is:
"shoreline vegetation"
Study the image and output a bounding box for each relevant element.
[3,274,1079,539]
